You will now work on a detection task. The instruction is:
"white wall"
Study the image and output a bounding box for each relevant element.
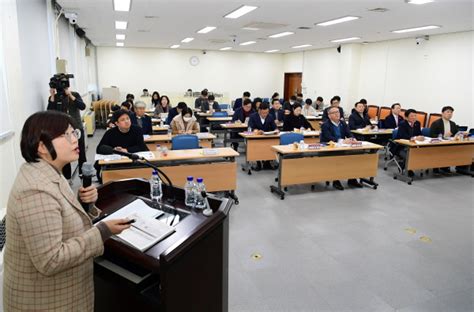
[97,47,284,102]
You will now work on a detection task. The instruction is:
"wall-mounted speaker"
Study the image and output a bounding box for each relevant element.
[75,27,85,38]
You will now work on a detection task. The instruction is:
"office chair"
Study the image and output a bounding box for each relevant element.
[458,126,468,132]
[384,129,402,172]
[171,134,199,150]
[280,132,304,145]
[212,111,228,117]
[421,128,431,137]
[219,104,230,110]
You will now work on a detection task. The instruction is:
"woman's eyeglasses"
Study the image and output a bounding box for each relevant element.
[62,129,81,143]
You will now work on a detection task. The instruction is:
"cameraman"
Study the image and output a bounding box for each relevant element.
[47,84,87,179]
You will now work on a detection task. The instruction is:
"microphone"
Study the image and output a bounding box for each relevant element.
[80,163,96,212]
[201,191,213,217]
[97,145,142,160]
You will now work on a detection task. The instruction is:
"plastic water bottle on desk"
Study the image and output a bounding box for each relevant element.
[149,171,162,203]
[194,177,207,209]
[184,176,196,207]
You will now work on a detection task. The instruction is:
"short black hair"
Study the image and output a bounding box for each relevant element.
[293,103,302,110]
[181,107,193,116]
[405,109,417,118]
[297,93,303,97]
[111,104,121,112]
[253,97,262,104]
[354,102,363,107]
[143,89,148,92]
[121,101,131,109]
[243,98,252,106]
[201,89,208,96]
[330,96,341,104]
[391,103,401,109]
[316,96,323,102]
[258,102,269,110]
[21,111,74,162]
[272,98,280,104]
[177,102,188,110]
[208,94,215,101]
[305,98,312,105]
[290,95,297,101]
[126,93,134,100]
[359,98,367,104]
[243,91,251,97]
[152,91,160,98]
[272,92,279,98]
[442,106,454,112]
[112,109,131,123]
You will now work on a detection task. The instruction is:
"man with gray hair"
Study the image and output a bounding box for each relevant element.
[134,101,152,135]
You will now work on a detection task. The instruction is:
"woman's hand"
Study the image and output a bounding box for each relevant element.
[78,185,98,204]
[104,219,132,235]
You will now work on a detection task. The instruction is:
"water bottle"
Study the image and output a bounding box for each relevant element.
[247,126,252,133]
[184,176,196,207]
[438,133,443,140]
[149,171,162,202]
[194,177,207,209]
[299,140,305,150]
[156,143,161,151]
[160,119,164,127]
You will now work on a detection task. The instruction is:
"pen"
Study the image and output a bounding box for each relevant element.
[122,219,136,225]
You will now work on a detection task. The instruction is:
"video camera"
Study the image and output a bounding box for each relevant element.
[49,73,74,93]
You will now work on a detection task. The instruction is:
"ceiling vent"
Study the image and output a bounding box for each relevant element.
[243,22,288,30]
[298,26,312,30]
[144,15,159,19]
[137,29,151,32]
[368,8,389,13]
[208,39,229,44]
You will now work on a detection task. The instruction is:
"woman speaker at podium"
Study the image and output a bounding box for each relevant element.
[3,111,131,311]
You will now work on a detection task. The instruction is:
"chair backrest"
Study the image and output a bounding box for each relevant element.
[367,105,379,119]
[399,109,406,119]
[421,128,431,137]
[469,128,474,136]
[458,126,468,132]
[392,129,398,139]
[212,111,228,117]
[262,98,270,103]
[378,106,391,121]
[280,132,304,145]
[416,111,427,128]
[171,134,199,150]
[427,113,441,128]
[219,104,230,110]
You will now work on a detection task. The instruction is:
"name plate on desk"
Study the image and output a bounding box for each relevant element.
[202,148,218,155]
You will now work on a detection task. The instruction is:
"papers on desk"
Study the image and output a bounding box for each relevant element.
[99,199,175,251]
[143,134,151,139]
[95,154,123,161]
[196,132,209,139]
[263,130,278,135]
[135,151,155,160]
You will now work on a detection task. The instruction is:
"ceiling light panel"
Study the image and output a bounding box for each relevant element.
[316,16,360,26]
[392,25,440,33]
[224,5,258,19]
[116,42,124,47]
[181,37,194,43]
[292,44,312,49]
[115,21,128,30]
[197,26,217,34]
[113,0,131,12]
[406,0,434,4]
[239,41,256,46]
[269,32,294,38]
[331,37,361,43]
[116,34,126,40]
[264,49,279,53]
[170,45,180,49]
[220,47,232,51]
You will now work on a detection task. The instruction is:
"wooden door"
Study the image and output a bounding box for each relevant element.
[284,73,302,101]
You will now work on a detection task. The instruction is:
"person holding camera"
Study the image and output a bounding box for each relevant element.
[47,76,87,179]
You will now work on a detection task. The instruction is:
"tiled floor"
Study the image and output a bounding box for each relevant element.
[80,129,473,312]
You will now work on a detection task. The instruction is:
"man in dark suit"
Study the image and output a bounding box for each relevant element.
[166,102,187,125]
[322,95,344,122]
[248,102,278,170]
[320,106,362,190]
[230,99,254,151]
[233,91,251,110]
[430,106,460,174]
[200,94,221,112]
[282,95,297,115]
[194,89,208,110]
[349,102,371,130]
[269,98,284,126]
[133,101,153,135]
[384,103,404,129]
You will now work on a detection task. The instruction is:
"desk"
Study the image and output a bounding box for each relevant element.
[306,116,323,130]
[239,131,320,175]
[144,133,216,150]
[393,139,474,184]
[151,118,161,124]
[206,117,233,134]
[351,128,393,144]
[99,147,239,198]
[94,179,232,312]
[270,143,383,199]
[152,125,169,134]
[220,123,248,147]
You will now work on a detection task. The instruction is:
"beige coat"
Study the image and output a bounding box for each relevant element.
[3,159,104,311]
[171,114,200,134]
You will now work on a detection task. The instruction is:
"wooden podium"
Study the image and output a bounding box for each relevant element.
[93,179,232,312]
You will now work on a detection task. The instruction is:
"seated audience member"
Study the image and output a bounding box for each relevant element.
[283,103,313,131]
[252,97,263,111]
[230,98,254,150]
[154,95,171,116]
[349,102,371,130]
[166,102,187,125]
[151,91,161,107]
[322,96,344,122]
[194,89,208,110]
[249,102,278,170]
[359,98,368,114]
[141,89,150,97]
[123,93,135,112]
[134,101,153,135]
[392,109,423,177]
[139,89,151,107]
[171,107,200,134]
[269,98,284,125]
[302,98,318,117]
[283,95,297,115]
[296,93,305,105]
[271,92,280,102]
[430,106,461,174]
[201,94,221,112]
[121,101,138,125]
[233,91,251,110]
[320,106,362,190]
[315,96,324,110]
[384,103,404,129]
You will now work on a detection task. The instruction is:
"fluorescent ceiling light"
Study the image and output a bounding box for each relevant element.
[116,42,124,47]
[116,34,126,40]
[264,49,279,53]
[292,44,312,49]
[406,0,434,4]
[331,37,360,43]
[197,26,216,34]
[239,41,256,46]
[115,21,128,30]
[242,27,259,31]
[170,44,180,49]
[113,0,131,11]
[317,16,359,27]
[220,47,232,51]
[224,5,258,19]
[269,32,294,38]
[392,25,440,33]
[181,37,194,43]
